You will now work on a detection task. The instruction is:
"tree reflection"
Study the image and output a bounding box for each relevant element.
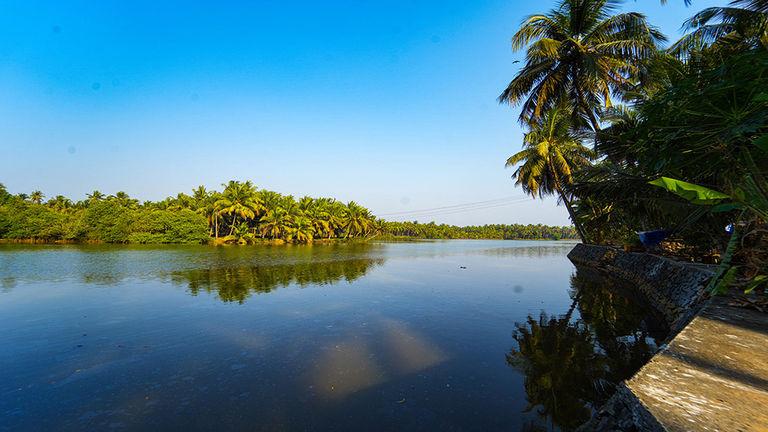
[170,257,384,303]
[507,268,668,431]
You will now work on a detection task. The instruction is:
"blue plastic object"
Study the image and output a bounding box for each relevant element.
[637,230,671,247]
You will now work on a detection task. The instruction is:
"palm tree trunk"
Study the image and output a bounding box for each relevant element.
[558,190,589,244]
[229,214,237,236]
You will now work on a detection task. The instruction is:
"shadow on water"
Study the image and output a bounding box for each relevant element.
[507,268,669,431]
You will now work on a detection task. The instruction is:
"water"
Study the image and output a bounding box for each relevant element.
[0,241,667,431]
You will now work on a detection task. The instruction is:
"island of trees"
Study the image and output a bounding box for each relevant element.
[0,182,577,244]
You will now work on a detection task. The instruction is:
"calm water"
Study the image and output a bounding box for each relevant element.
[0,241,667,431]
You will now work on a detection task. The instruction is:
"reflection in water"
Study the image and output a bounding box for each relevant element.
[1,241,663,431]
[474,244,577,259]
[507,268,668,431]
[169,257,385,303]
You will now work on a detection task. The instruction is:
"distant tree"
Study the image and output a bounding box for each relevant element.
[30,190,44,204]
[87,190,105,202]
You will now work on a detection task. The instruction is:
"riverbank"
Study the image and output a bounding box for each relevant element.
[569,244,768,431]
[0,237,579,245]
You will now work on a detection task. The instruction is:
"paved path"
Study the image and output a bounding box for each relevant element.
[628,297,768,432]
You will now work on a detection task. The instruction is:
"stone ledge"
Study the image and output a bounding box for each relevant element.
[567,244,715,332]
[570,245,768,431]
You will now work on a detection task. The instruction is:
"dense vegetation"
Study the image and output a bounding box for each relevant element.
[501,0,767,296]
[384,221,576,240]
[0,182,576,244]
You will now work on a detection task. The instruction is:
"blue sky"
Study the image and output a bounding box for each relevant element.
[0,0,721,225]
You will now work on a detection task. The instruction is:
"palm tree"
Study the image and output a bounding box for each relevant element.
[506,105,595,242]
[47,195,73,211]
[298,196,315,212]
[196,192,220,237]
[215,181,263,236]
[287,216,315,243]
[671,0,768,55]
[192,185,209,207]
[327,200,347,239]
[498,0,665,130]
[307,201,332,239]
[111,191,139,208]
[87,190,105,202]
[30,190,44,204]
[259,207,291,239]
[344,201,372,238]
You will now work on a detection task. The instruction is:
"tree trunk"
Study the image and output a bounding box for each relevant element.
[229,214,237,236]
[558,190,589,244]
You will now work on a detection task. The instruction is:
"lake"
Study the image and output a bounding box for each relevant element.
[0,241,667,431]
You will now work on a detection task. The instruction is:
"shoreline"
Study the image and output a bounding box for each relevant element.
[0,237,580,246]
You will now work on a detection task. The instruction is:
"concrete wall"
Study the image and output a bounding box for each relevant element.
[567,244,715,332]
[568,244,716,431]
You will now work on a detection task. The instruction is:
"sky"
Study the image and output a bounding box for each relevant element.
[0,0,722,226]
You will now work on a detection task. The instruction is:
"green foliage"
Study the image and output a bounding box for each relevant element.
[83,201,134,243]
[0,182,575,244]
[383,221,577,240]
[569,48,768,247]
[128,209,209,244]
[498,0,665,128]
[648,177,731,205]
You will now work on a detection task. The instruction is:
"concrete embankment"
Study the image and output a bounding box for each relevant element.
[569,244,768,432]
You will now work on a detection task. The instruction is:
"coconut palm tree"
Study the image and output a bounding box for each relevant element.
[259,207,291,239]
[47,195,73,211]
[506,105,595,242]
[298,196,315,212]
[30,191,44,204]
[87,190,105,202]
[671,0,768,55]
[327,200,347,239]
[307,201,332,239]
[498,0,666,130]
[215,181,263,236]
[287,216,315,243]
[110,191,139,208]
[344,201,372,238]
[191,185,209,209]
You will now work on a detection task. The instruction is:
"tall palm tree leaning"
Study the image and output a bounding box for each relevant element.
[498,0,665,130]
[506,105,595,243]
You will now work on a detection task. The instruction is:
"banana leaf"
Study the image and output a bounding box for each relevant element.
[648,177,731,205]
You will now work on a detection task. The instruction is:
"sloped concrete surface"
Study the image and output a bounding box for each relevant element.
[569,245,767,431]
[628,297,768,432]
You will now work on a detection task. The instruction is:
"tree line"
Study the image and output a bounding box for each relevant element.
[500,0,767,294]
[0,182,576,244]
[384,221,576,240]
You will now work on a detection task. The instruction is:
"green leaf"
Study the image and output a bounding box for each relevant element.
[648,177,731,205]
[713,266,739,295]
[754,135,768,153]
[711,203,743,213]
[744,275,767,294]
